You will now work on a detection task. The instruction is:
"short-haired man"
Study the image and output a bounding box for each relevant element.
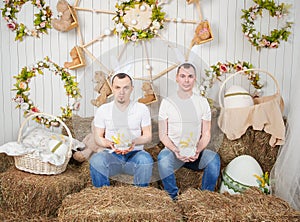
[157,63,221,199]
[89,73,153,187]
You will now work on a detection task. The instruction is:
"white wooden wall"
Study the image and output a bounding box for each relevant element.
[0,0,299,146]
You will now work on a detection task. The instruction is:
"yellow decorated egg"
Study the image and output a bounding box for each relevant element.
[48,139,68,157]
[224,85,254,108]
[219,155,263,194]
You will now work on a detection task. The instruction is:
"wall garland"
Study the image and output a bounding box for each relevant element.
[200,61,262,97]
[12,57,81,127]
[241,0,292,51]
[1,0,52,41]
[113,0,165,43]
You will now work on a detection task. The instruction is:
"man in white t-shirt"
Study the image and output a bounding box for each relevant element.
[158,63,221,200]
[89,73,153,187]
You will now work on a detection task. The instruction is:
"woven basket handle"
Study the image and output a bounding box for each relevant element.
[218,69,280,108]
[17,112,73,152]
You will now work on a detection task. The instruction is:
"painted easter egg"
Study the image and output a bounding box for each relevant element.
[48,139,68,157]
[219,155,263,194]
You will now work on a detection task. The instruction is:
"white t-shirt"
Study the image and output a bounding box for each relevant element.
[159,93,211,147]
[94,101,151,151]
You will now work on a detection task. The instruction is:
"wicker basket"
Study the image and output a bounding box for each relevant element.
[217,69,285,147]
[218,69,280,108]
[14,113,73,175]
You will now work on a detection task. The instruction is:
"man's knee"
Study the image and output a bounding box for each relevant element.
[135,150,153,165]
[90,152,109,169]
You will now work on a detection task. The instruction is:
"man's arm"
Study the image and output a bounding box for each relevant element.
[159,119,189,162]
[189,119,211,161]
[133,125,152,145]
[93,127,114,149]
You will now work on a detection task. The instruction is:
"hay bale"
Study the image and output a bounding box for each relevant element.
[0,207,58,222]
[145,142,205,193]
[62,115,93,141]
[178,188,300,221]
[175,167,203,194]
[0,162,90,217]
[0,154,14,173]
[58,186,183,221]
[218,126,280,172]
[109,173,159,188]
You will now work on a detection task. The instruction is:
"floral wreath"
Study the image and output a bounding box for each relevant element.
[1,0,52,41]
[113,0,165,42]
[241,0,292,50]
[200,61,263,97]
[12,57,81,127]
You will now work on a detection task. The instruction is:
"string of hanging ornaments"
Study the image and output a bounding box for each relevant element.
[241,0,293,51]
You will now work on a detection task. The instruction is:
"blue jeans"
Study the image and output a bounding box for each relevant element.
[89,150,153,187]
[158,148,221,199]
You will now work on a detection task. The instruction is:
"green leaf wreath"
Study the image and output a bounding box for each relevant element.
[1,0,52,41]
[241,0,293,51]
[200,61,262,97]
[113,0,165,43]
[12,57,81,127]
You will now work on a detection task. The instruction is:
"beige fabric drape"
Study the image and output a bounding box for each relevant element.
[218,93,285,147]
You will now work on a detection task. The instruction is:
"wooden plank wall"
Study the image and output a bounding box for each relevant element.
[0,0,299,145]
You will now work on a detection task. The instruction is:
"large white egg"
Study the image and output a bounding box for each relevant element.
[219,155,263,194]
[223,85,254,108]
[48,139,68,157]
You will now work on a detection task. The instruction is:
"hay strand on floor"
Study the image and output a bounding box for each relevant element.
[58,186,183,221]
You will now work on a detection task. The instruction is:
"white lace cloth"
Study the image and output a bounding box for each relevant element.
[0,127,85,166]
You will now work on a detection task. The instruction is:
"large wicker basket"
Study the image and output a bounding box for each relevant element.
[14,113,73,175]
[217,69,285,147]
[218,68,281,108]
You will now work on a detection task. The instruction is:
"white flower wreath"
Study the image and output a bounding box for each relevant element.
[113,0,165,42]
[200,61,262,98]
[241,0,293,50]
[1,0,52,41]
[12,57,81,127]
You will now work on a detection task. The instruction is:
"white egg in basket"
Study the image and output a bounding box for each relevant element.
[219,155,263,194]
[48,139,68,157]
[114,143,132,151]
[224,85,254,108]
[179,147,196,157]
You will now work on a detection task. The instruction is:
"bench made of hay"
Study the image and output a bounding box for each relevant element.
[58,186,182,221]
[64,113,281,189]
[0,162,90,218]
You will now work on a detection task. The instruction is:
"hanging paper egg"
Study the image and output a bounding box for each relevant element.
[224,85,254,108]
[219,155,263,194]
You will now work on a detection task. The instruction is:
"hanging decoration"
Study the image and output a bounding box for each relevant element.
[12,57,81,127]
[1,0,52,41]
[241,0,292,51]
[200,61,262,97]
[190,0,213,47]
[51,0,78,32]
[113,0,165,43]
